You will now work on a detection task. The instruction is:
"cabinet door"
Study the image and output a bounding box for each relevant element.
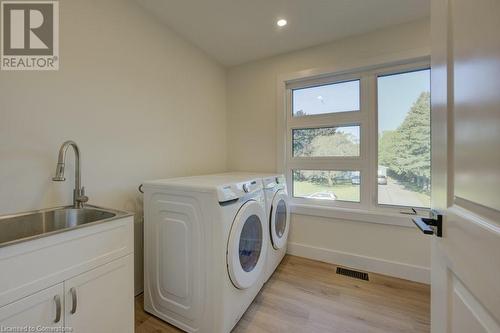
[64,255,134,333]
[0,283,64,330]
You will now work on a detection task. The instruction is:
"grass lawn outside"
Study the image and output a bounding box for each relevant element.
[293,180,360,202]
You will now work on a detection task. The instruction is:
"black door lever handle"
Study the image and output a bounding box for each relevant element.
[411,211,443,237]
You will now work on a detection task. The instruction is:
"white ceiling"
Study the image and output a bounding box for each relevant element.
[137,0,430,67]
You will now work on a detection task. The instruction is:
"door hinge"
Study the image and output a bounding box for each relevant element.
[411,210,443,237]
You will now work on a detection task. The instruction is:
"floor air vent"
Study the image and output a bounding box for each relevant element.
[336,267,369,281]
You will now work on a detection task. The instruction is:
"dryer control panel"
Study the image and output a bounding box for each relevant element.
[216,179,262,203]
[262,174,286,191]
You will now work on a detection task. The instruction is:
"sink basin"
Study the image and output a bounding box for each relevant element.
[0,205,131,248]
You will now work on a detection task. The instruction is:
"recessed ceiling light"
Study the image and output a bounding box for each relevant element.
[277,19,287,27]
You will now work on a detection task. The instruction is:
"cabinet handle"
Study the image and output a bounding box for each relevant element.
[70,287,78,314]
[53,295,61,323]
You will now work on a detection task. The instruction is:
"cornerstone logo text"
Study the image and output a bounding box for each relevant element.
[1,1,59,70]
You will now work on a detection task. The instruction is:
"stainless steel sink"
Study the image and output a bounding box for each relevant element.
[0,205,131,248]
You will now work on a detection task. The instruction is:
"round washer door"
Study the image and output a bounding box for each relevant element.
[270,190,290,250]
[227,200,268,289]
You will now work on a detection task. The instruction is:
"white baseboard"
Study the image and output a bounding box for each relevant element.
[287,242,430,284]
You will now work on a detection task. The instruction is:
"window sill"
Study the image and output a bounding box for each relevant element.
[290,203,419,228]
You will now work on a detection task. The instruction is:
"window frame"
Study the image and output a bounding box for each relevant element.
[281,58,432,219]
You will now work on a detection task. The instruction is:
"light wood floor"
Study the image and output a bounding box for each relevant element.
[135,255,430,333]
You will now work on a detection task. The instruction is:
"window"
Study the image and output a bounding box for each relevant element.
[284,61,431,214]
[293,80,360,116]
[377,69,431,208]
[293,170,361,202]
[292,125,360,157]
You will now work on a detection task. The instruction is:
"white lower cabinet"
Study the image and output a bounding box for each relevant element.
[0,255,134,333]
[64,255,134,333]
[0,215,134,332]
[0,283,65,331]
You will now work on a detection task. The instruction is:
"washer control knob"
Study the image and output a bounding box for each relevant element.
[242,184,249,193]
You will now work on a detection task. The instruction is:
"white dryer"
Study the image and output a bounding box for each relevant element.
[260,174,290,281]
[213,172,290,282]
[143,175,268,333]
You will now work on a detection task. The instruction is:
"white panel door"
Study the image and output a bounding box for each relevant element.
[431,0,500,332]
[64,255,134,333]
[0,283,64,330]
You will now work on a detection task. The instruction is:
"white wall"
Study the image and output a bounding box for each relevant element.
[226,19,432,283]
[0,5,432,287]
[0,0,227,214]
[0,0,227,293]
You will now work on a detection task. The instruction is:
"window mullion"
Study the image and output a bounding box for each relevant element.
[288,113,362,129]
[362,74,377,210]
[287,158,363,170]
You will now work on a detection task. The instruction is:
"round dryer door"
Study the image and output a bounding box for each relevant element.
[227,200,268,289]
[270,190,290,250]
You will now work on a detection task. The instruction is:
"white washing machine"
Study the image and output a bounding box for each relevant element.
[213,172,290,282]
[143,174,268,333]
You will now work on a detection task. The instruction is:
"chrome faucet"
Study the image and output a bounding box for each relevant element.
[52,141,89,208]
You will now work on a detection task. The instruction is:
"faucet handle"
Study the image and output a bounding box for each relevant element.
[77,195,89,204]
[74,187,89,207]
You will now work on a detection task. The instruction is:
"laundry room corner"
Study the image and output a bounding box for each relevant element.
[225,19,432,283]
